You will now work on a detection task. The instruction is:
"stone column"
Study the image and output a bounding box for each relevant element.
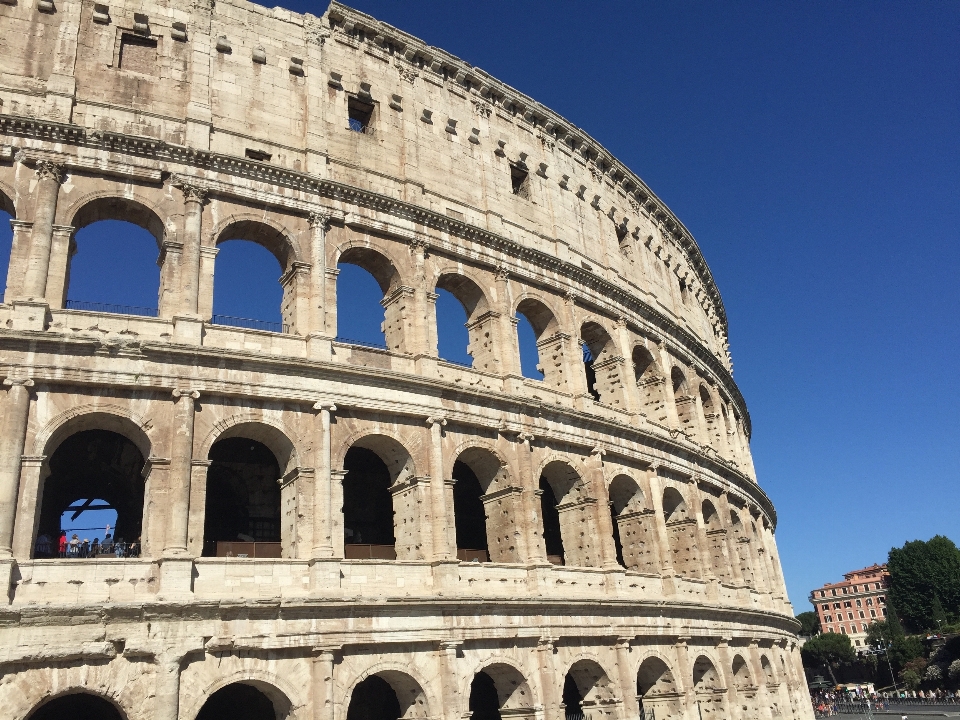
[308,211,333,357]
[0,378,33,558]
[197,245,219,321]
[155,654,184,720]
[537,637,561,720]
[438,641,462,720]
[563,292,591,401]
[647,471,675,578]
[657,347,681,427]
[615,637,640,720]
[4,220,33,302]
[312,646,338,720]
[165,389,199,555]
[717,494,745,587]
[588,447,620,571]
[427,416,454,560]
[12,455,46,558]
[672,636,693,720]
[312,403,337,558]
[409,239,435,359]
[173,181,207,317]
[516,433,546,563]
[20,162,64,301]
[714,639,736,720]
[44,224,75,308]
[614,316,642,415]
[689,486,716,583]
[495,266,521,377]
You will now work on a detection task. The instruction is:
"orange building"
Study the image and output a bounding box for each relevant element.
[809,564,890,650]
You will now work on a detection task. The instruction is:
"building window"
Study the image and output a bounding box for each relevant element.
[844,601,852,608]
[119,33,158,75]
[856,599,862,607]
[878,596,885,604]
[859,611,865,619]
[510,163,530,199]
[866,598,873,606]
[870,609,876,617]
[855,640,861,646]
[348,97,374,133]
[831,589,837,596]
[834,603,841,609]
[840,627,847,634]
[882,608,887,616]
[822,605,829,611]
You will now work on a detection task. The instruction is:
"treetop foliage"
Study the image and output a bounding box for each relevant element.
[887,535,960,632]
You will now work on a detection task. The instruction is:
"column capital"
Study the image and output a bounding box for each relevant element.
[3,377,34,388]
[171,177,209,204]
[409,237,429,256]
[425,416,447,428]
[313,401,337,413]
[308,210,334,231]
[172,388,200,400]
[494,264,510,281]
[438,640,462,653]
[35,160,66,184]
[537,636,558,651]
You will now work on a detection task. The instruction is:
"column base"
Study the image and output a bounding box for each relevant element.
[172,315,204,345]
[11,300,50,332]
[157,556,195,600]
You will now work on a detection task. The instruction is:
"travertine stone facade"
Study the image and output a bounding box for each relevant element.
[0,0,811,718]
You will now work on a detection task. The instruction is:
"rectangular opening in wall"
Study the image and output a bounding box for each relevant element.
[510,164,529,199]
[119,33,158,74]
[245,148,272,162]
[348,97,374,134]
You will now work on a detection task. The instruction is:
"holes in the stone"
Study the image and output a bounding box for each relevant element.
[348,97,374,133]
[202,438,282,556]
[342,447,395,547]
[119,33,157,74]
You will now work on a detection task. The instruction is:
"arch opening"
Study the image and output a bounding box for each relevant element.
[202,437,283,558]
[435,273,493,370]
[662,486,701,579]
[337,246,403,351]
[35,429,145,559]
[633,346,668,423]
[538,476,563,566]
[347,671,429,720]
[27,692,126,720]
[564,660,617,718]
[580,321,624,406]
[66,219,161,316]
[469,671,502,720]
[515,298,562,387]
[637,656,678,718]
[701,498,730,582]
[671,367,696,434]
[0,204,14,303]
[452,459,489,562]
[608,475,656,573]
[196,681,290,720]
[212,239,286,333]
[692,656,724,720]
[456,447,519,563]
[473,663,533,717]
[540,461,601,568]
[435,286,472,366]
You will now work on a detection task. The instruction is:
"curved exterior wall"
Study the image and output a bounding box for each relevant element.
[0,1,811,719]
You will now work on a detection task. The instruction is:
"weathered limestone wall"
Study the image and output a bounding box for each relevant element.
[0,0,808,718]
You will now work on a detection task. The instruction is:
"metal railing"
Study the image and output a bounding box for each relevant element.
[65,300,158,317]
[335,335,387,349]
[210,314,289,334]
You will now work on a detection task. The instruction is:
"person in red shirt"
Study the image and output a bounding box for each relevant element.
[58,530,67,558]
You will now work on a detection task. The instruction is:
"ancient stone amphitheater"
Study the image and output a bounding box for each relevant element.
[0,0,811,719]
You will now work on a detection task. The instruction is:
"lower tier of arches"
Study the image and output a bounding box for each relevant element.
[2,610,814,720]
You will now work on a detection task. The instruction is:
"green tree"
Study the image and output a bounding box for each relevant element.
[797,611,820,636]
[887,604,905,639]
[932,594,948,632]
[888,535,960,631]
[801,632,855,684]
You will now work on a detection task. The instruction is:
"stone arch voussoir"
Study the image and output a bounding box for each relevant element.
[181,668,304,720]
[33,403,154,460]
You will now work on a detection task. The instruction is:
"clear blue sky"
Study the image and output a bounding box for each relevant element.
[2,1,957,610]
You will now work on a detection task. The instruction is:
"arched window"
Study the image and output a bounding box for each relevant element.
[341,435,418,560]
[608,475,656,573]
[469,672,501,720]
[213,220,297,333]
[540,461,601,568]
[435,274,495,371]
[203,437,283,558]
[346,671,429,720]
[196,682,290,720]
[515,298,563,387]
[470,664,534,720]
[662,486,701,579]
[0,197,14,302]
[337,247,403,351]
[539,477,564,565]
[701,499,730,582]
[435,286,471,365]
[580,321,624,406]
[335,262,388,348]
[35,429,145,559]
[452,460,488,561]
[27,692,126,720]
[67,215,161,316]
[633,345,667,422]
[692,656,723,720]
[671,367,697,433]
[564,660,618,720]
[212,240,284,331]
[729,510,756,588]
[637,657,678,717]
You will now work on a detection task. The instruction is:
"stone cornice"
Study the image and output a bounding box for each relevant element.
[323,1,728,337]
[0,115,750,435]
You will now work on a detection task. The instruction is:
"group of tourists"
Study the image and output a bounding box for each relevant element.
[811,688,960,716]
[34,530,140,559]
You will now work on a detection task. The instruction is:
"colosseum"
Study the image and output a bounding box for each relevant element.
[0,0,811,718]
